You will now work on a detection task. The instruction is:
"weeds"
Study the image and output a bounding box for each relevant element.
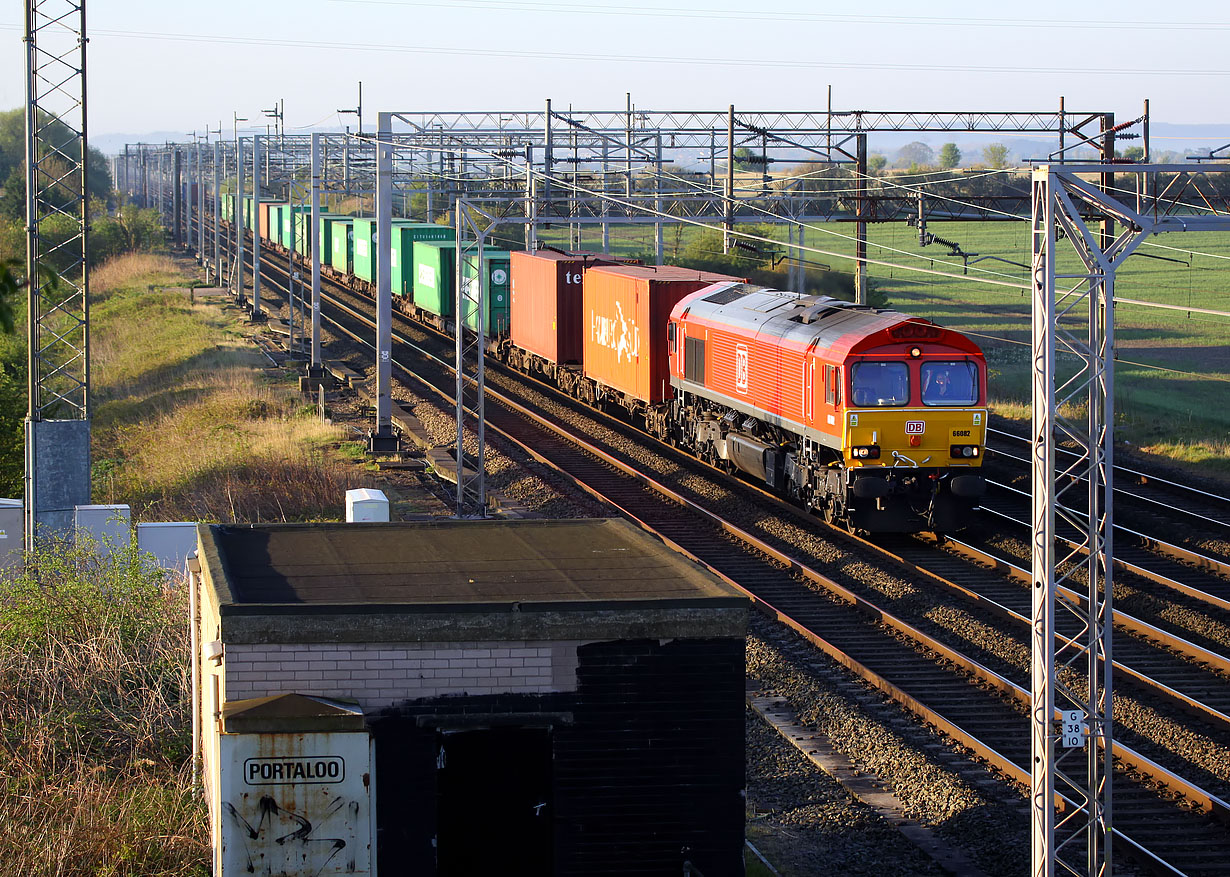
[0,535,207,875]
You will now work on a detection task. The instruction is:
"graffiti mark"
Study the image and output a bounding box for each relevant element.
[225,794,354,875]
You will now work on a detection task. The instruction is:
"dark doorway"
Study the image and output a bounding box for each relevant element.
[435,727,553,876]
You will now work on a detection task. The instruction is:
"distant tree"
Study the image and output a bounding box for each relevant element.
[894,141,934,168]
[1122,146,1145,162]
[982,143,1010,169]
[0,108,112,222]
[938,143,961,169]
[733,147,757,171]
[0,259,19,333]
[867,153,887,174]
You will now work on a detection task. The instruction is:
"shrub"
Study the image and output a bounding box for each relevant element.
[0,534,208,874]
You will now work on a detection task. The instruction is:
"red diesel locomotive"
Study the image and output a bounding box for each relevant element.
[666,282,987,532]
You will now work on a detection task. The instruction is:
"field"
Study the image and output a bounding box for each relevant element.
[543,216,1230,475]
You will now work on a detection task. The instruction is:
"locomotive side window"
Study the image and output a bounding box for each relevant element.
[823,365,842,406]
[850,362,908,407]
[922,361,978,406]
[668,321,676,354]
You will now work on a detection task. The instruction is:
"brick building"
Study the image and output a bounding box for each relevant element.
[191,518,749,876]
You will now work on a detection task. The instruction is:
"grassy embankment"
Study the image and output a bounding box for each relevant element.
[548,219,1230,476]
[90,253,366,520]
[1,252,371,874]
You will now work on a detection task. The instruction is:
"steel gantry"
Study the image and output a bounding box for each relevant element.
[1029,162,1230,877]
[23,0,91,545]
[121,98,1141,530]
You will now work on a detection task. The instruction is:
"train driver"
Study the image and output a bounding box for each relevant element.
[922,362,977,405]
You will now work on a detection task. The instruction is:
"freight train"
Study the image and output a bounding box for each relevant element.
[226,195,988,533]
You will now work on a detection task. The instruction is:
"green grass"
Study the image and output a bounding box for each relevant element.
[89,253,370,521]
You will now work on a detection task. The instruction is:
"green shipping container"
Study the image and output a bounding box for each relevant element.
[461,249,512,336]
[281,205,312,252]
[268,204,291,247]
[315,213,344,262]
[355,218,448,287]
[352,218,376,283]
[330,219,354,275]
[293,209,336,257]
[390,223,454,298]
[412,241,454,318]
[414,242,508,333]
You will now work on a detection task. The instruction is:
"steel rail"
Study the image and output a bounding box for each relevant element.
[984,480,1230,613]
[987,426,1230,534]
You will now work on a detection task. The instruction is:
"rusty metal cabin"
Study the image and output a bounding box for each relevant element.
[191,518,749,876]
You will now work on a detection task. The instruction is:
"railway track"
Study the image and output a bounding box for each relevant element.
[987,426,1230,544]
[218,227,1230,874]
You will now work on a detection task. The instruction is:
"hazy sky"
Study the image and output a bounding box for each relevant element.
[3,0,1228,140]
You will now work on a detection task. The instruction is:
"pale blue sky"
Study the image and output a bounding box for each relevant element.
[4,0,1228,139]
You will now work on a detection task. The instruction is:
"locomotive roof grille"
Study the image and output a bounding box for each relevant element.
[702,284,752,305]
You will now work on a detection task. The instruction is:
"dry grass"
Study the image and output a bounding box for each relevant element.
[91,253,182,296]
[95,368,370,522]
[0,250,379,873]
[89,255,373,522]
[0,538,207,875]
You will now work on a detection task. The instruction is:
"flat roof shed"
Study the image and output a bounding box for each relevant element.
[192,518,749,876]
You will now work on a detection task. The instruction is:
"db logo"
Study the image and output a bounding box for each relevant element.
[905,421,925,434]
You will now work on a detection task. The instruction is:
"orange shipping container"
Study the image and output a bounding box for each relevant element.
[510,250,621,365]
[258,202,275,242]
[583,265,742,404]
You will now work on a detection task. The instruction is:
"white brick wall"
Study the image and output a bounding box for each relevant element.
[223,640,583,711]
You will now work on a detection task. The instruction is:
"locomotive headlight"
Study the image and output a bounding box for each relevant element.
[950,444,981,459]
[909,346,922,358]
[852,445,881,460]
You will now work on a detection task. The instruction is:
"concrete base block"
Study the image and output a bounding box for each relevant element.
[28,419,91,537]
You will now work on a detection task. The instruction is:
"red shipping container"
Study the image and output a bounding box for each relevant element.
[510,250,622,365]
[583,265,742,404]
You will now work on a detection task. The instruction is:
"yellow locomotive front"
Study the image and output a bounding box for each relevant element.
[836,354,988,533]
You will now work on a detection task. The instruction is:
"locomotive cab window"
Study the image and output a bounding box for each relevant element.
[922,361,978,406]
[850,361,908,407]
[824,365,840,406]
[668,321,676,354]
